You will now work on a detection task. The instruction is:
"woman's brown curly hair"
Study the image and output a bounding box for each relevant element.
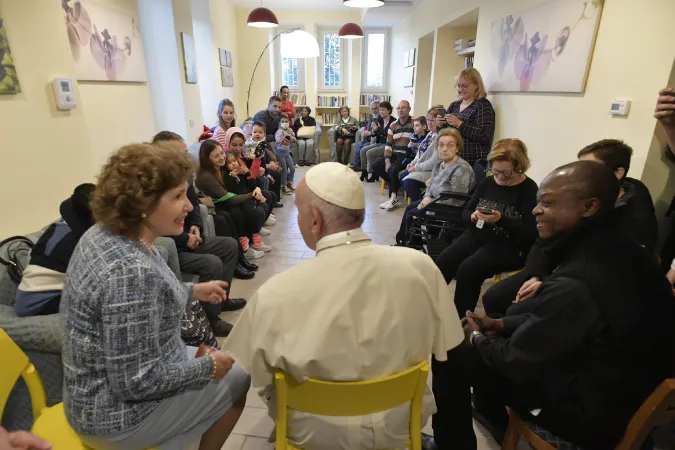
[91,143,193,238]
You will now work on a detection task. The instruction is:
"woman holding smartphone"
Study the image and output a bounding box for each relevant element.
[436,68,495,167]
[434,139,538,316]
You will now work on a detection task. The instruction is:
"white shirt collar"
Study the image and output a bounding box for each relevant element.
[316,228,364,247]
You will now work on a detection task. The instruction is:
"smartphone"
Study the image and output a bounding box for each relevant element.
[664,91,675,97]
[477,208,494,214]
[437,108,448,117]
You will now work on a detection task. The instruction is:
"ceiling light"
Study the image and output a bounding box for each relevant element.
[247,7,279,28]
[343,0,385,7]
[281,30,320,58]
[338,23,364,39]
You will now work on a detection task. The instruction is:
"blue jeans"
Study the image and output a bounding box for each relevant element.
[354,141,369,169]
[278,151,295,186]
[399,170,426,202]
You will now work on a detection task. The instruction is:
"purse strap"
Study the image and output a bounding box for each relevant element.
[0,236,34,284]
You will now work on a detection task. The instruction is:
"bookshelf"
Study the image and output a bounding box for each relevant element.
[359,94,391,106]
[273,91,307,105]
[456,46,475,56]
[316,95,348,108]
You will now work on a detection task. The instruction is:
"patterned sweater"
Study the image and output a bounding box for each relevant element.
[384,117,414,158]
[60,225,213,435]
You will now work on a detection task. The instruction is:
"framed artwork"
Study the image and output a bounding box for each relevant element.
[0,17,21,94]
[485,0,604,93]
[61,0,147,82]
[403,66,415,88]
[221,66,233,87]
[408,47,416,67]
[404,50,410,67]
[219,48,232,68]
[181,32,197,84]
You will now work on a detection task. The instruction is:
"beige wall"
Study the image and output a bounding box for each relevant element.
[389,0,675,185]
[80,0,155,168]
[429,25,476,111]
[0,0,94,237]
[412,33,434,116]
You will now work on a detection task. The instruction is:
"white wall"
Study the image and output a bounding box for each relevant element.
[389,0,675,185]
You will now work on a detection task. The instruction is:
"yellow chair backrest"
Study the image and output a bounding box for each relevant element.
[274,360,429,450]
[0,328,46,424]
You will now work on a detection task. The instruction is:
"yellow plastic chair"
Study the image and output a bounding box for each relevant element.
[380,179,387,195]
[0,329,157,450]
[274,361,429,450]
[494,269,523,283]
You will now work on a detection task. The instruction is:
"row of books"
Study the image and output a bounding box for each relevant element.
[359,94,390,106]
[316,95,349,107]
[464,56,474,69]
[359,112,371,121]
[315,113,340,125]
[272,91,307,106]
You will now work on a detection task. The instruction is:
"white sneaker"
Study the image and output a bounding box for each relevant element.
[270,213,276,218]
[265,216,277,226]
[380,198,392,209]
[385,197,399,211]
[253,242,272,252]
[260,227,271,236]
[244,247,264,259]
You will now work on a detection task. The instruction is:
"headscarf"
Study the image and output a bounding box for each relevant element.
[224,127,248,167]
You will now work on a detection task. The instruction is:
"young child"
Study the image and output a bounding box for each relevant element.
[406,116,429,163]
[244,121,271,188]
[275,113,297,195]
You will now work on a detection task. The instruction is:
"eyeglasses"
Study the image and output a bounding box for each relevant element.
[456,84,471,90]
[491,168,514,178]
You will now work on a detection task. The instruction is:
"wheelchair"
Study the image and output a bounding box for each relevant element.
[405,159,488,260]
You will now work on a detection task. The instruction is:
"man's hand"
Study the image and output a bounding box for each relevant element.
[193,280,228,304]
[447,114,463,128]
[655,88,675,129]
[385,158,392,171]
[0,427,51,450]
[475,209,501,224]
[466,311,504,334]
[418,196,432,210]
[189,225,201,239]
[515,277,542,303]
[187,233,202,249]
[267,174,275,183]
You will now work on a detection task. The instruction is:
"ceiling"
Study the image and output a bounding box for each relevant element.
[230,0,419,26]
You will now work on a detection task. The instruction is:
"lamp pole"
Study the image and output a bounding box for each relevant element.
[246,27,301,118]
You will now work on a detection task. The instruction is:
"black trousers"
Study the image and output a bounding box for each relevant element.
[432,343,542,450]
[434,232,525,316]
[266,168,282,202]
[212,211,244,258]
[216,199,265,239]
[372,154,406,196]
[481,270,530,316]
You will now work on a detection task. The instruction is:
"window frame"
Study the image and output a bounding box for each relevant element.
[319,28,347,92]
[361,28,390,92]
[273,27,306,92]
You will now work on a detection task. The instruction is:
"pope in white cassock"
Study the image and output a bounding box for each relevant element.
[224,162,464,449]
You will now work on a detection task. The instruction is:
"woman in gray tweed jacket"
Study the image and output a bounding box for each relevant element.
[60,143,250,450]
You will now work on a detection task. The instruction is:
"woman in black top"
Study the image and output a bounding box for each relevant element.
[360,101,396,182]
[293,106,318,166]
[435,139,538,316]
[436,68,495,167]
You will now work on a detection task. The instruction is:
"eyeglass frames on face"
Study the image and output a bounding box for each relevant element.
[491,168,514,178]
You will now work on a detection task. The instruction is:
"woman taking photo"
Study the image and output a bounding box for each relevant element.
[60,144,250,450]
[333,105,359,165]
[196,139,273,254]
[436,68,496,167]
[434,138,538,316]
[396,128,475,246]
[400,106,443,202]
[213,99,237,151]
[292,106,318,166]
[361,101,396,182]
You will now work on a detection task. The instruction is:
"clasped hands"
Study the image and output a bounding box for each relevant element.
[187,225,202,249]
[252,187,265,203]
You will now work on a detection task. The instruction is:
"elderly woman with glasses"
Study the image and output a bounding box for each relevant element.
[434,139,539,317]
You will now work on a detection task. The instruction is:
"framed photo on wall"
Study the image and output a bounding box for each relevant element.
[403,66,414,88]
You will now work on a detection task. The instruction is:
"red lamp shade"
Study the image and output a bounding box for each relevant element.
[247,7,279,28]
[338,23,364,39]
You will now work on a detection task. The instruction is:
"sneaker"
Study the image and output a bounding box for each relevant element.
[282,186,293,195]
[244,247,264,259]
[253,241,272,252]
[260,227,271,236]
[270,213,276,218]
[286,183,296,192]
[380,198,392,209]
[384,197,399,211]
[265,215,277,226]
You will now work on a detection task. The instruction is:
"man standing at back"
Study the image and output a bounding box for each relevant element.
[254,96,283,143]
[225,162,464,449]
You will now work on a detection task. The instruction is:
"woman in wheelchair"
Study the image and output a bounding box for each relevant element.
[395,128,475,246]
[434,139,539,316]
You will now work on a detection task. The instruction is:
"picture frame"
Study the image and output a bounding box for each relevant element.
[221,66,233,87]
[181,32,197,84]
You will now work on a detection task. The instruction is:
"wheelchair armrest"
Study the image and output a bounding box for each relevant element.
[420,191,472,210]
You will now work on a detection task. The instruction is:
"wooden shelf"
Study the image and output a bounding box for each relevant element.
[315,106,342,109]
[457,46,475,56]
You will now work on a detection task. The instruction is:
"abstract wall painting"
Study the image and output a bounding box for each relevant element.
[181,32,197,84]
[62,0,148,82]
[486,0,603,93]
[219,48,232,68]
[0,17,21,94]
[221,66,233,88]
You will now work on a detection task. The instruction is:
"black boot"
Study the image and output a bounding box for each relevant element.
[366,173,379,183]
[238,256,259,271]
[360,169,367,181]
[209,318,233,337]
[234,263,255,280]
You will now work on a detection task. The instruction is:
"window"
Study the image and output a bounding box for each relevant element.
[319,29,346,91]
[273,28,305,91]
[361,30,389,91]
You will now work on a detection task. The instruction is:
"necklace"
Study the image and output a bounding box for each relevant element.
[139,239,156,255]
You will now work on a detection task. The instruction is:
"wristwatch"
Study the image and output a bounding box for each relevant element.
[470,330,484,346]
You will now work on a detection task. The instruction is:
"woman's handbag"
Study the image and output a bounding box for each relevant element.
[297,125,316,139]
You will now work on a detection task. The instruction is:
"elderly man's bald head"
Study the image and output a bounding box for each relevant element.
[533,160,619,239]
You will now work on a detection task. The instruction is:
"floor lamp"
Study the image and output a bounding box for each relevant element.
[246,29,319,118]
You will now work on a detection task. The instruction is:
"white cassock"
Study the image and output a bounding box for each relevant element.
[224,229,463,450]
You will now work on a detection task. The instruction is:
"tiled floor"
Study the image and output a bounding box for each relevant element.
[217,165,500,450]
